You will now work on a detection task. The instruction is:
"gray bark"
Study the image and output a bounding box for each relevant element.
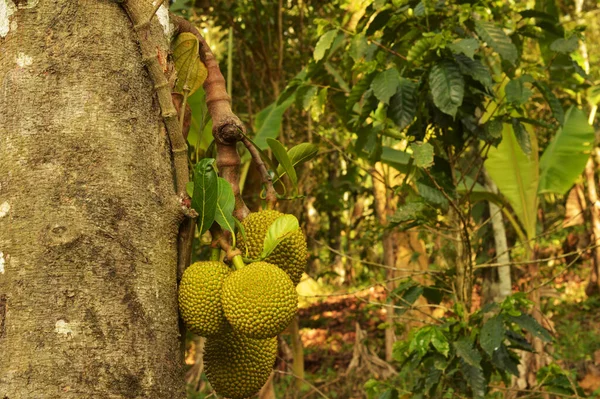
[0,1,184,398]
[483,176,512,302]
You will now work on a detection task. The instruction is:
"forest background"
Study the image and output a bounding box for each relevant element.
[169,0,600,398]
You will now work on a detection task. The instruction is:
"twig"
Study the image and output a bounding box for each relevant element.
[241,136,277,207]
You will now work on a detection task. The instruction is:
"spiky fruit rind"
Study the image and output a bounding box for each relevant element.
[178,261,230,337]
[222,261,298,339]
[204,329,277,399]
[238,209,308,285]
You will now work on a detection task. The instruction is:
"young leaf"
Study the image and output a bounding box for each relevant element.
[172,32,208,95]
[267,138,298,189]
[191,159,218,235]
[388,78,418,130]
[431,327,450,357]
[214,177,236,234]
[475,20,518,65]
[313,29,338,61]
[480,314,504,356]
[407,37,435,63]
[429,61,464,118]
[261,215,300,259]
[275,143,319,181]
[371,68,401,104]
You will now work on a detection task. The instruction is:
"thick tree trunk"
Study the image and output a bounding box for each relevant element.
[0,1,184,398]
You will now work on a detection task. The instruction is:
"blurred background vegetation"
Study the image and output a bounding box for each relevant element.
[171,0,600,397]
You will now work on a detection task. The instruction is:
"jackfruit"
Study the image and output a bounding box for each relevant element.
[178,261,231,337]
[237,210,308,285]
[204,329,277,399]
[222,261,297,339]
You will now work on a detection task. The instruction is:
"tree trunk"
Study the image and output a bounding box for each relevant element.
[0,1,184,398]
[482,176,512,303]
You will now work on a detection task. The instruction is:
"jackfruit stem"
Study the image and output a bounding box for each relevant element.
[210,248,221,261]
[231,255,245,271]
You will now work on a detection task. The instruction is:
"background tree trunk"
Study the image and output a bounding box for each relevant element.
[0,1,184,397]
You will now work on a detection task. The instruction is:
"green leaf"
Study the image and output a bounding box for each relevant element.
[491,344,520,376]
[588,85,600,105]
[431,327,450,357]
[511,118,532,156]
[475,20,518,65]
[506,77,533,105]
[409,327,434,358]
[411,142,434,168]
[313,29,338,61]
[388,78,418,130]
[407,37,435,63]
[533,81,564,124]
[389,202,427,224]
[214,178,236,233]
[550,35,578,53]
[300,85,319,111]
[253,94,296,149]
[448,38,479,59]
[347,74,375,112]
[172,32,208,95]
[480,315,504,356]
[325,62,350,93]
[509,313,552,342]
[453,338,482,367]
[349,33,369,62]
[267,138,298,189]
[429,61,464,118]
[460,360,486,399]
[378,389,399,399]
[261,215,300,259]
[454,54,493,91]
[191,159,218,235]
[276,143,319,181]
[485,122,539,240]
[371,68,401,104]
[539,107,595,195]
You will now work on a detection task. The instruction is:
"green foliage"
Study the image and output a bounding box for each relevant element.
[391,294,558,398]
[191,159,218,235]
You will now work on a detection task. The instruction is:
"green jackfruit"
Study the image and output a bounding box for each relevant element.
[238,209,308,285]
[204,329,277,399]
[222,261,297,339]
[178,261,230,337]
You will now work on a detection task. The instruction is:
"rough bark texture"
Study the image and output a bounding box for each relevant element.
[0,1,184,398]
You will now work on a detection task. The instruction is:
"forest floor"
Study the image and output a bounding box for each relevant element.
[287,273,600,398]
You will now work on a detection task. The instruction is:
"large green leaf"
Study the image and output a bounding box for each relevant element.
[371,68,401,104]
[191,159,218,234]
[475,20,519,65]
[429,61,464,118]
[275,143,319,181]
[214,178,236,233]
[480,315,504,357]
[253,94,296,149]
[172,33,207,95]
[261,215,300,259]
[388,78,418,130]
[454,54,493,91]
[538,107,594,195]
[267,138,298,189]
[313,29,338,61]
[485,123,539,239]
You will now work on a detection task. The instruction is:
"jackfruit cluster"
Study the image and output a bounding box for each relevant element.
[204,329,277,399]
[237,209,308,285]
[178,261,230,337]
[222,261,298,339]
[177,209,308,399]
